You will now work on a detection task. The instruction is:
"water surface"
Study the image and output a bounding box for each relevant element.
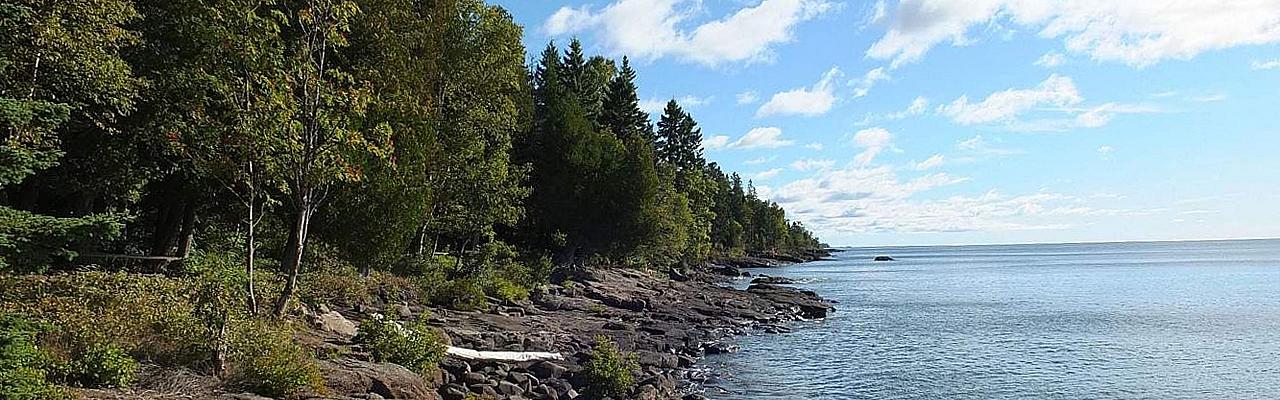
[706,239,1280,399]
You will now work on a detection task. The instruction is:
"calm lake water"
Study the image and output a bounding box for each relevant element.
[705,239,1280,399]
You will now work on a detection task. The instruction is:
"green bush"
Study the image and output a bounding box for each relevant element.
[354,315,447,374]
[72,343,137,388]
[485,277,528,304]
[582,335,638,399]
[0,272,209,366]
[0,313,71,400]
[227,320,323,398]
[429,279,488,311]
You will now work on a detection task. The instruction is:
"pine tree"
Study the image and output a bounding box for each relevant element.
[599,57,650,141]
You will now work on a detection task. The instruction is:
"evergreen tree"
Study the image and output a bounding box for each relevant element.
[599,57,650,141]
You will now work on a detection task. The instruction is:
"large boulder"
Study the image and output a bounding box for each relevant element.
[320,358,441,400]
[311,310,358,338]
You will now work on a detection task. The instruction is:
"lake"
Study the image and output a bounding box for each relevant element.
[705,239,1280,399]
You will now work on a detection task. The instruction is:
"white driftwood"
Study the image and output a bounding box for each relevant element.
[446,346,563,362]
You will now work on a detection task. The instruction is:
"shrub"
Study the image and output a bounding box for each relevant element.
[0,272,209,366]
[227,320,323,398]
[353,315,447,374]
[0,313,71,400]
[71,343,137,388]
[429,279,488,311]
[581,335,638,399]
[485,277,528,304]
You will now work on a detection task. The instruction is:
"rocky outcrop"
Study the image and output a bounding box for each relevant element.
[749,275,795,285]
[320,358,441,400]
[873,255,895,261]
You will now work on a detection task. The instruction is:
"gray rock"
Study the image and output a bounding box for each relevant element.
[497,380,524,396]
[529,361,567,379]
[314,310,358,337]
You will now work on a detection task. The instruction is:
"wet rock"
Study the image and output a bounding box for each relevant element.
[873,255,895,261]
[749,275,795,285]
[704,342,738,355]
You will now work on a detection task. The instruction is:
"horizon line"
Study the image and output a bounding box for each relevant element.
[832,236,1280,249]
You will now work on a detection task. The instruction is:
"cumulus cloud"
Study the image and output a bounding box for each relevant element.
[852,67,891,98]
[867,0,1280,68]
[851,127,894,166]
[702,135,731,150]
[754,168,785,180]
[1097,145,1115,155]
[940,75,1159,131]
[1253,59,1280,70]
[745,156,777,165]
[756,67,842,117]
[728,127,796,149]
[545,0,837,66]
[639,95,712,114]
[804,142,825,151]
[914,154,945,170]
[736,91,759,104]
[956,135,1021,156]
[857,96,929,125]
[1034,51,1065,67]
[939,74,1082,124]
[791,158,836,171]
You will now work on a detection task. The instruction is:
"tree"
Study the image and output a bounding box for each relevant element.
[599,57,650,141]
[269,0,391,317]
[0,0,135,272]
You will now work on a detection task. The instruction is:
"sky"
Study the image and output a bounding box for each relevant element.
[491,0,1280,247]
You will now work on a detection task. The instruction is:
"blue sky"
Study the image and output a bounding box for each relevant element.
[492,0,1280,246]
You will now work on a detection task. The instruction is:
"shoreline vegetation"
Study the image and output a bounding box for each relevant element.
[0,0,836,399]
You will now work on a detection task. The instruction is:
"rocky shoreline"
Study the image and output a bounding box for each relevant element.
[84,252,835,400]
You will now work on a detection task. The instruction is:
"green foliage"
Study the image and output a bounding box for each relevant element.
[0,207,124,273]
[0,313,71,400]
[227,320,323,398]
[70,343,137,388]
[582,335,639,399]
[430,279,489,311]
[353,315,448,374]
[0,272,210,366]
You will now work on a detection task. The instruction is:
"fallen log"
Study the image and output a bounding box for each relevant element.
[445,346,563,362]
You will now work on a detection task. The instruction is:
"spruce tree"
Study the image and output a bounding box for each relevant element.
[599,57,651,141]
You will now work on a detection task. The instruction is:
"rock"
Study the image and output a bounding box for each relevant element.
[320,359,440,400]
[394,303,413,319]
[441,384,469,400]
[462,372,488,385]
[220,394,273,400]
[497,380,524,396]
[313,310,358,337]
[707,264,743,277]
[704,342,738,355]
[636,351,679,369]
[469,383,499,398]
[873,255,895,261]
[749,275,795,285]
[746,283,834,319]
[529,361,568,380]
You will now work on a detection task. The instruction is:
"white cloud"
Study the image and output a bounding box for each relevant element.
[1097,145,1115,154]
[545,0,837,67]
[938,75,1160,131]
[754,168,785,180]
[939,74,1082,125]
[914,154,945,170]
[756,67,842,117]
[736,91,759,104]
[852,127,894,166]
[1188,93,1228,102]
[1034,51,1065,67]
[791,158,836,171]
[805,142,825,151]
[867,0,1280,68]
[702,135,730,150]
[639,95,712,114]
[1253,59,1280,70]
[857,96,929,125]
[728,127,795,149]
[956,135,1021,156]
[745,156,777,165]
[852,67,890,98]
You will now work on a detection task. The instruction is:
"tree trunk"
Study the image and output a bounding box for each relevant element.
[245,172,259,315]
[176,203,197,258]
[273,199,312,318]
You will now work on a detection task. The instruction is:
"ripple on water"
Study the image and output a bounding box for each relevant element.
[705,240,1280,400]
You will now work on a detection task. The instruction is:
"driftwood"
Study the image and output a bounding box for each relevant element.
[445,346,563,362]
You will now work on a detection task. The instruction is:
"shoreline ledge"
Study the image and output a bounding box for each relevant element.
[311,251,833,400]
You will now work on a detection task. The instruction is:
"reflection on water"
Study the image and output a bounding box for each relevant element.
[707,239,1280,400]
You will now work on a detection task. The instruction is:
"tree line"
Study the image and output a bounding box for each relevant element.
[0,0,823,315]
